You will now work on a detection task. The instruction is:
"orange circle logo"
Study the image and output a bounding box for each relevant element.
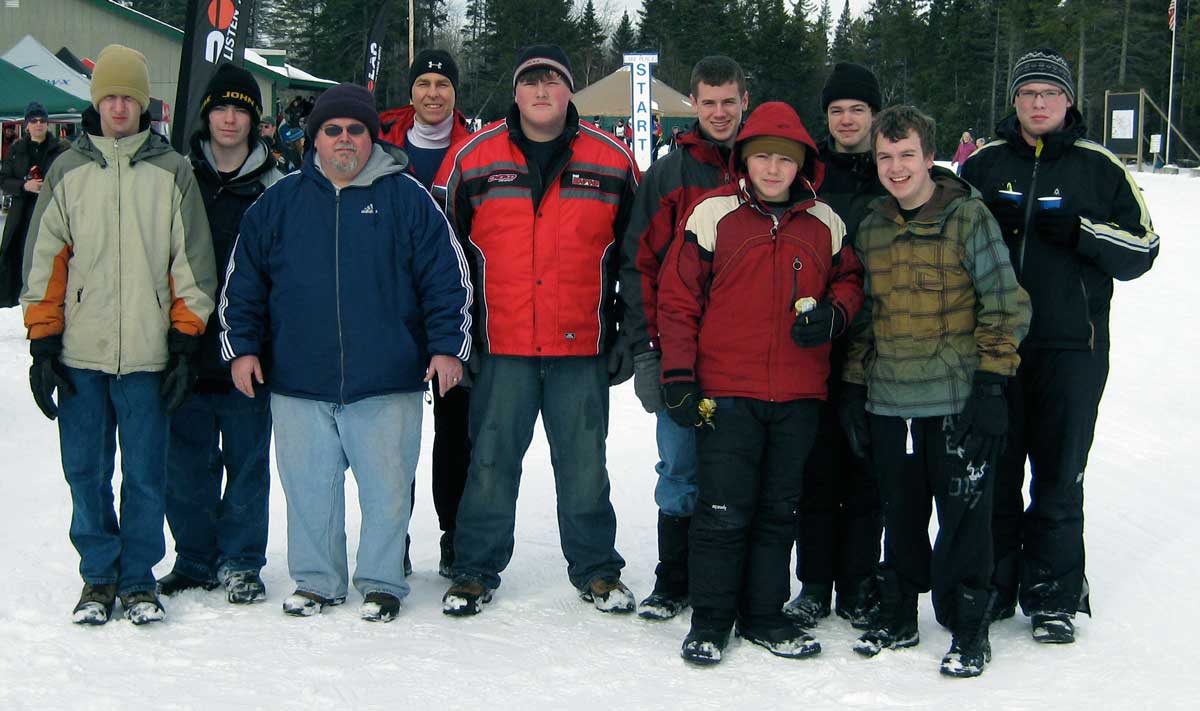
[207,0,235,30]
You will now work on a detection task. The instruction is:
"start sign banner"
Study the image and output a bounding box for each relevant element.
[623,52,658,168]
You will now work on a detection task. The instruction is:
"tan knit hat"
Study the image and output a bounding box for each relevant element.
[740,135,807,166]
[90,44,150,112]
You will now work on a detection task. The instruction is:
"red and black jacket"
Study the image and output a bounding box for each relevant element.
[434,103,639,357]
[657,102,864,401]
[618,123,737,354]
[379,105,472,151]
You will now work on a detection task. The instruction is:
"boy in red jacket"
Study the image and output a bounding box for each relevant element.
[657,102,864,664]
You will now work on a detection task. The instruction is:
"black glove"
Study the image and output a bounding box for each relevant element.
[662,381,703,428]
[987,198,1025,242]
[29,335,75,420]
[1033,208,1080,249]
[837,382,870,459]
[161,329,202,416]
[632,351,664,413]
[791,301,846,347]
[951,371,1009,466]
[607,333,634,386]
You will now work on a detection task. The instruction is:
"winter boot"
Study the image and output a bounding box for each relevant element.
[835,574,881,630]
[1031,611,1075,644]
[782,582,832,628]
[442,579,493,616]
[853,568,919,657]
[438,530,455,579]
[360,591,402,622]
[224,570,267,605]
[72,583,117,625]
[157,570,218,597]
[581,575,636,613]
[681,623,733,666]
[638,512,690,620]
[940,585,994,678]
[121,590,166,626]
[737,619,822,659]
[282,589,346,617]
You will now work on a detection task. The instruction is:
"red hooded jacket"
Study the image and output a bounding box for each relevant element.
[657,102,864,401]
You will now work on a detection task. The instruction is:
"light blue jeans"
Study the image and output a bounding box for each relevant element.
[654,410,698,517]
[271,392,422,601]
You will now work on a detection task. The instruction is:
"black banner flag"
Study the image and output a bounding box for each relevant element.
[172,0,250,151]
[364,1,393,96]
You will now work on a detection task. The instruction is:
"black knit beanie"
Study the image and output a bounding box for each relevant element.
[409,49,459,94]
[200,63,263,126]
[1009,49,1076,104]
[306,83,380,142]
[513,44,575,92]
[821,62,882,112]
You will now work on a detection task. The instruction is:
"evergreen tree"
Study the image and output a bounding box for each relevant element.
[831,0,854,61]
[575,0,608,88]
[609,10,638,68]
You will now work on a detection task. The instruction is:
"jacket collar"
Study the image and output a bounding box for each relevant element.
[869,166,975,232]
[994,106,1085,161]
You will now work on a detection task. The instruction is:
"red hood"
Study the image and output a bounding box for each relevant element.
[734,101,824,192]
[378,105,471,145]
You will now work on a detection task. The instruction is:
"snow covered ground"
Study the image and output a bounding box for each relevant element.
[0,171,1196,710]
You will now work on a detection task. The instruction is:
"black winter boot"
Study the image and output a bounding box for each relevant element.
[854,568,919,657]
[835,574,881,630]
[940,585,994,678]
[638,512,690,620]
[782,582,831,628]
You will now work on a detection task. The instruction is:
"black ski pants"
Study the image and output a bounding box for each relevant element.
[993,348,1107,616]
[871,414,994,628]
[795,398,883,597]
[689,398,820,630]
[431,379,471,532]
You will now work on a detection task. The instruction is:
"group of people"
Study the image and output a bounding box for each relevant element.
[5,39,1158,679]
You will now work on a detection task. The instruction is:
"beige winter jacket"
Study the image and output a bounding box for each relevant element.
[21,124,216,374]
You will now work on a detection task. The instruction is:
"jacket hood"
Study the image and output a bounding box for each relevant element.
[734,101,824,192]
[307,142,407,190]
[190,134,279,187]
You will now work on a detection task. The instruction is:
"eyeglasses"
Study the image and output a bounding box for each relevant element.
[321,123,368,138]
[1016,89,1065,102]
[27,118,48,124]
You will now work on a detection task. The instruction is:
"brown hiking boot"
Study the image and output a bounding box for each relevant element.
[580,576,636,613]
[442,579,493,616]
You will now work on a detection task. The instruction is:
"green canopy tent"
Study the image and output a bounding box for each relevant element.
[0,57,89,119]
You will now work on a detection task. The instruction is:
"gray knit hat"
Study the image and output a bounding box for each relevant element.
[1010,49,1076,104]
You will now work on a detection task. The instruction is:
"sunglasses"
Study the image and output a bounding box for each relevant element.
[321,123,369,138]
[27,118,48,124]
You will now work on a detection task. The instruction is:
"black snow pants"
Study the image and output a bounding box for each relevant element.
[795,397,883,599]
[871,413,995,628]
[689,398,820,630]
[993,348,1108,616]
[432,377,471,532]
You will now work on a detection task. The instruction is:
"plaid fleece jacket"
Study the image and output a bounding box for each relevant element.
[844,167,1030,417]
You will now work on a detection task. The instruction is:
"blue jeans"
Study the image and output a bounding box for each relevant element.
[58,367,168,595]
[271,392,421,600]
[654,410,697,516]
[166,387,271,582]
[453,355,625,591]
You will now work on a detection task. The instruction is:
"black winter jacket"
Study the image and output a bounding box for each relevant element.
[962,109,1158,351]
[817,136,887,246]
[189,134,282,388]
[0,133,68,306]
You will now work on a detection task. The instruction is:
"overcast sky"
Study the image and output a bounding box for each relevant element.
[608,0,871,26]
